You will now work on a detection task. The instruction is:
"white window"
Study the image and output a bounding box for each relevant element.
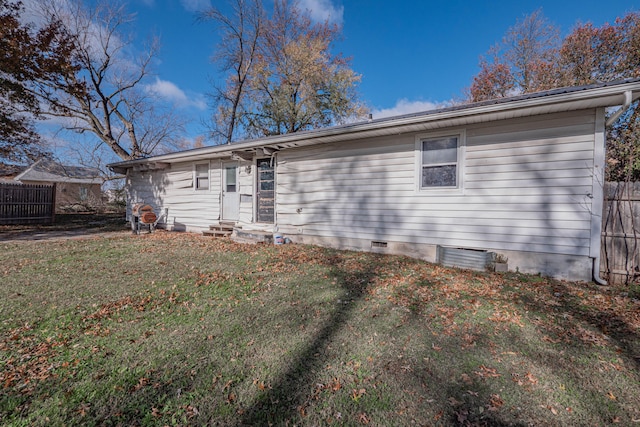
[195,163,209,190]
[419,135,460,189]
[79,186,88,201]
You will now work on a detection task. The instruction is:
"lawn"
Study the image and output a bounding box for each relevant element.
[1,230,639,426]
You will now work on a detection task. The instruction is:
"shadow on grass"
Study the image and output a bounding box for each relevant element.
[238,253,380,425]
[519,280,640,371]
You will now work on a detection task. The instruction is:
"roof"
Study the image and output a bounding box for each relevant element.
[15,159,102,185]
[108,78,640,173]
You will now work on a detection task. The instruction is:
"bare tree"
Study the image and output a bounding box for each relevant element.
[502,9,560,93]
[28,0,183,161]
[202,0,265,144]
[204,0,367,142]
[469,9,560,101]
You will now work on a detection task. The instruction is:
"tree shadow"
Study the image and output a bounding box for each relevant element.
[238,253,380,425]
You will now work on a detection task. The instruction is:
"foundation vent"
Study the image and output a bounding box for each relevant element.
[437,246,491,271]
[371,241,388,248]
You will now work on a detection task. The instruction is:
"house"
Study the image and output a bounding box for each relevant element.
[108,79,640,282]
[15,159,103,212]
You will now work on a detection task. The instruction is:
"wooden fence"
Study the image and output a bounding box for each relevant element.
[0,183,56,225]
[601,181,640,285]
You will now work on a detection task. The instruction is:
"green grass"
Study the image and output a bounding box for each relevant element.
[1,230,639,426]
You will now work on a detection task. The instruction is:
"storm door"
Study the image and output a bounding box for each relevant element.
[256,158,274,223]
[222,162,239,221]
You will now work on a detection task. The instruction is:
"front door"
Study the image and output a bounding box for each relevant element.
[222,162,239,221]
[256,158,274,223]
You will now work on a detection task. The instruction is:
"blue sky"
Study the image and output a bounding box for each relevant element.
[131,0,638,140]
[31,0,639,153]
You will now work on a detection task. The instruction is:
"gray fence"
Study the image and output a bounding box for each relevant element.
[0,183,56,225]
[601,181,640,285]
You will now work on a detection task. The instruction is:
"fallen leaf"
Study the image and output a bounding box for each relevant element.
[489,394,504,411]
[352,388,366,401]
[358,412,370,425]
[475,365,501,379]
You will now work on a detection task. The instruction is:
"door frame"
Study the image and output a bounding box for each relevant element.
[255,157,275,224]
[221,161,240,221]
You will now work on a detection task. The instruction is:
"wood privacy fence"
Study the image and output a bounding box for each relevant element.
[0,183,56,225]
[601,181,640,285]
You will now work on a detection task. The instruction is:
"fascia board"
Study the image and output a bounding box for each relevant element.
[108,81,640,170]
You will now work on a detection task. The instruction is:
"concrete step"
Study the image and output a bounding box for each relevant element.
[233,229,273,244]
[230,236,260,245]
[210,224,234,231]
[202,229,232,237]
[204,221,239,238]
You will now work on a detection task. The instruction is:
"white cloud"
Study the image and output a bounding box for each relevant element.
[145,78,207,110]
[371,99,443,120]
[298,0,344,25]
[180,0,211,13]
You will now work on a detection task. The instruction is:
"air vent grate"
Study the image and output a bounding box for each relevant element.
[371,241,388,248]
[437,246,491,271]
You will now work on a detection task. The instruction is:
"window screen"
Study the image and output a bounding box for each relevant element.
[421,136,458,188]
[195,164,209,190]
[225,166,237,192]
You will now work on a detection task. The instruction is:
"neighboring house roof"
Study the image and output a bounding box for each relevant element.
[15,159,102,185]
[108,78,640,173]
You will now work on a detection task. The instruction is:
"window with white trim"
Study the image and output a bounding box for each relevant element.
[195,163,209,190]
[79,186,88,201]
[420,135,459,188]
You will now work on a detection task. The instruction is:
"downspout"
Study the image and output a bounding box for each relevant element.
[606,90,633,127]
[592,108,608,285]
[270,151,278,232]
[593,90,635,285]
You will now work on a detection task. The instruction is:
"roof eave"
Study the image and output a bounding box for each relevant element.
[108,79,640,170]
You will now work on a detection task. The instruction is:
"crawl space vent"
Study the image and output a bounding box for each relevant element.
[371,241,388,248]
[437,246,491,271]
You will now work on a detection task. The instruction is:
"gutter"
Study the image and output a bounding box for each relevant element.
[109,79,640,172]
[593,90,637,286]
[605,90,633,126]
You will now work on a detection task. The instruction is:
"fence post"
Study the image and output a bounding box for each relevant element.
[51,182,57,224]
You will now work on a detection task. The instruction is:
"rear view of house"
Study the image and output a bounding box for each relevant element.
[109,79,640,282]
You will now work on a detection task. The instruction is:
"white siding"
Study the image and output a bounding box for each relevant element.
[127,161,222,230]
[276,110,597,257]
